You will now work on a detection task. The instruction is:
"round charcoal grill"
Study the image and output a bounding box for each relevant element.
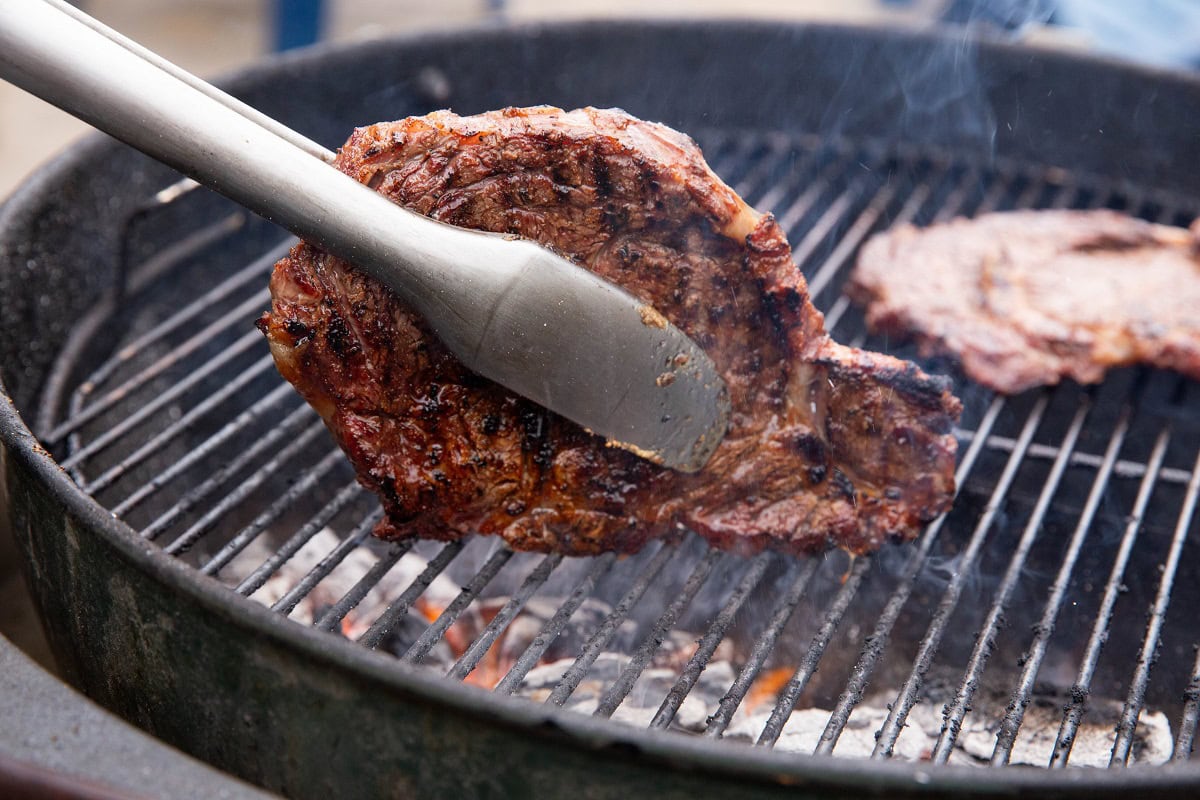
[5,20,1200,799]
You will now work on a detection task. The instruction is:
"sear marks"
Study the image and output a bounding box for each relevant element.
[258,106,961,556]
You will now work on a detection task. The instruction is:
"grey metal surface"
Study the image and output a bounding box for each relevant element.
[0,633,278,800]
[0,1,728,473]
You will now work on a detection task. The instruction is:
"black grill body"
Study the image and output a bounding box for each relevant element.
[4,20,1200,799]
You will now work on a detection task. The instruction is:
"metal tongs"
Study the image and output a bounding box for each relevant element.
[0,0,729,472]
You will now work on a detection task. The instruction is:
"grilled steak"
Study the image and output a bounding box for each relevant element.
[849,210,1200,395]
[258,107,961,556]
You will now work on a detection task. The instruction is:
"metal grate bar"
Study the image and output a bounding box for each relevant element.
[744,148,824,216]
[45,237,288,444]
[139,405,319,539]
[993,199,1190,762]
[60,288,270,458]
[357,540,466,649]
[148,415,326,543]
[922,167,978,225]
[546,543,678,706]
[1175,648,1200,762]
[195,448,347,573]
[235,480,365,596]
[64,328,263,473]
[823,296,854,336]
[111,382,298,517]
[825,164,999,335]
[703,558,821,737]
[313,538,415,632]
[817,174,1086,757]
[707,134,758,176]
[690,133,735,171]
[989,407,1133,764]
[823,165,1015,335]
[77,355,278,490]
[815,396,1006,754]
[867,163,1008,317]
[403,547,514,663]
[759,148,854,231]
[776,152,869,235]
[702,138,768,205]
[36,211,243,439]
[954,429,1196,488]
[1049,427,1172,767]
[822,176,940,332]
[494,553,619,695]
[270,508,384,616]
[649,551,774,729]
[786,174,874,270]
[805,178,899,298]
[1012,175,1050,209]
[1051,183,1086,210]
[757,555,873,746]
[729,142,805,206]
[967,170,1018,217]
[447,553,564,681]
[594,548,725,718]
[927,398,1092,763]
[1110,444,1200,765]
[976,170,1018,211]
[829,395,1051,756]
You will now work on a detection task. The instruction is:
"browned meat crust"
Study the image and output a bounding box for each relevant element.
[257,106,961,556]
[848,210,1200,395]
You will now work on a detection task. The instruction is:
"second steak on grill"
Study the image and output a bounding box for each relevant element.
[258,107,961,556]
[848,210,1200,394]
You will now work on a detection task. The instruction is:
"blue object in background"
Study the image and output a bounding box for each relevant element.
[273,0,324,51]
[1055,0,1200,70]
[943,0,1200,71]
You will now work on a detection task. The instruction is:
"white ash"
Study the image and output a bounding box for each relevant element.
[518,654,738,732]
[724,689,1172,767]
[519,649,1173,767]
[471,597,632,668]
[238,529,461,638]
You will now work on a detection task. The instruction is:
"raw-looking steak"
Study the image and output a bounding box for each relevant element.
[258,106,961,556]
[849,209,1200,394]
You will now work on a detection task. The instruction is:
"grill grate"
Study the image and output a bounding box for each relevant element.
[38,131,1200,769]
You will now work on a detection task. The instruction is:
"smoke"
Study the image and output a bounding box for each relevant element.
[809,0,1197,181]
[890,0,1055,154]
[807,1,1061,163]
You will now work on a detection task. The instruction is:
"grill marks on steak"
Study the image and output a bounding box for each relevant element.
[258,106,961,556]
[848,210,1200,395]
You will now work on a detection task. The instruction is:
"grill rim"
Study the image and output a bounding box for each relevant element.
[6,18,1200,796]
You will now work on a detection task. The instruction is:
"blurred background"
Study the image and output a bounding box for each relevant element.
[2,0,1199,203]
[1,4,1198,797]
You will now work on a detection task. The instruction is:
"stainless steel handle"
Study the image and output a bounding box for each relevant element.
[0,0,730,472]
